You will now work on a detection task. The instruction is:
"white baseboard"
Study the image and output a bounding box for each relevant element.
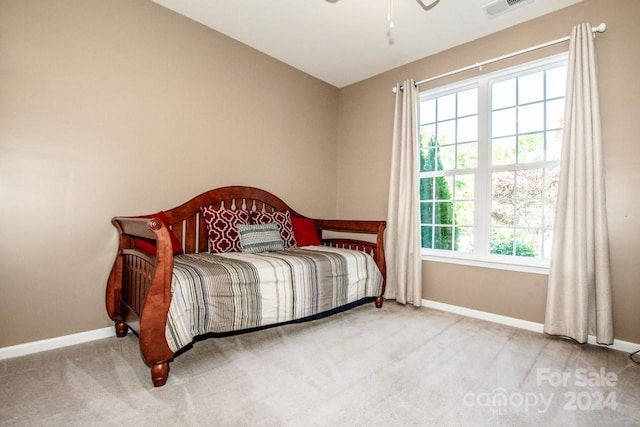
[421,299,640,354]
[0,327,116,361]
[2,303,638,360]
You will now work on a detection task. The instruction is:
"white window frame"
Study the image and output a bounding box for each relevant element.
[419,53,568,274]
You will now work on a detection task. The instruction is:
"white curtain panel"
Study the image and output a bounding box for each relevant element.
[385,80,422,306]
[544,23,613,345]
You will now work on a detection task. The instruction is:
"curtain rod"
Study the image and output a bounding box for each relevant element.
[393,22,607,93]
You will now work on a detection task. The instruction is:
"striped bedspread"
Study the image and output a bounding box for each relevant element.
[165,246,383,352]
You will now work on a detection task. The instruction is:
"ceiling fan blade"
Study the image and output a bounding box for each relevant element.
[416,0,440,11]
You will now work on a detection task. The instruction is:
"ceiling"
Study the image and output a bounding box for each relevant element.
[151,0,583,88]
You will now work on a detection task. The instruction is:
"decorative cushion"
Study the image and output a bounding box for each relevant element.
[201,207,250,253]
[250,210,297,248]
[134,211,183,256]
[237,223,285,253]
[291,217,321,246]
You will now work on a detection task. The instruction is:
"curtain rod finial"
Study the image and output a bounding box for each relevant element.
[595,22,607,33]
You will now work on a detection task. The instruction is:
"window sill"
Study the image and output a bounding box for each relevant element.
[421,250,550,275]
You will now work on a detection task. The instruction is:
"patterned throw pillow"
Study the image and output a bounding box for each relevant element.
[237,223,285,253]
[200,207,250,253]
[250,210,297,248]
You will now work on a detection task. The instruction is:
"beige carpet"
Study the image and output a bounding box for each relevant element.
[1,303,639,426]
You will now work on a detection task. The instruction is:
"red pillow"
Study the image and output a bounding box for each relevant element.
[134,211,183,256]
[250,210,297,248]
[201,207,251,253]
[291,217,321,246]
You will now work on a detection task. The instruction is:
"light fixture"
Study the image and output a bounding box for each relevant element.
[326,0,440,10]
[327,0,440,40]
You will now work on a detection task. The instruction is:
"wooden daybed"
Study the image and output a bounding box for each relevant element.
[105,186,386,387]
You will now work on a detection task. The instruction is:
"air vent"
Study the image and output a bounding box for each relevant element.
[483,0,534,16]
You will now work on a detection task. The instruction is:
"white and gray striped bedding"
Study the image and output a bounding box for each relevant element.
[165,246,383,352]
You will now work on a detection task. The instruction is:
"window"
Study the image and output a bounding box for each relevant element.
[419,54,567,272]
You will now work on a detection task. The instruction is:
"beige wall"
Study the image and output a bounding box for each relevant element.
[0,0,339,347]
[337,0,640,344]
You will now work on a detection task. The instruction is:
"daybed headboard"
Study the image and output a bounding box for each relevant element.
[162,186,306,254]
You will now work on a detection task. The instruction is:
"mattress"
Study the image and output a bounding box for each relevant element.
[165,246,383,352]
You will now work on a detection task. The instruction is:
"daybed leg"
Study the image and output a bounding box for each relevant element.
[375,296,384,308]
[114,322,128,337]
[151,361,170,387]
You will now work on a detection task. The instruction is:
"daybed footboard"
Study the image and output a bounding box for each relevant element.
[317,219,386,308]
